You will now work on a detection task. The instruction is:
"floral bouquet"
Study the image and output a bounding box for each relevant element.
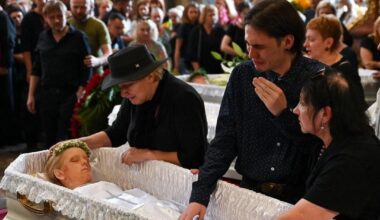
[71,69,122,138]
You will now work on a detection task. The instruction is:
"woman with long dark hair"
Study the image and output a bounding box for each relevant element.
[278,71,380,220]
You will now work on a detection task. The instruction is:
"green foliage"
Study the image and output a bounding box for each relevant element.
[78,86,121,136]
[211,51,223,61]
[211,42,249,73]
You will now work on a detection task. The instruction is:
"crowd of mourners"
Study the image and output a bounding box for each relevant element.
[0,0,379,150]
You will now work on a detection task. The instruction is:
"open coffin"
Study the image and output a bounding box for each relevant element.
[0,145,292,220]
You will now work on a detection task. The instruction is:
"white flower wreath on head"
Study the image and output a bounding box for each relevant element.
[49,140,91,158]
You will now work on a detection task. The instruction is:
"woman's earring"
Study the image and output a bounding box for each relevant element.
[320,123,325,130]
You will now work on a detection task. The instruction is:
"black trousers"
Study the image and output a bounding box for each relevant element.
[0,74,13,147]
[39,87,77,148]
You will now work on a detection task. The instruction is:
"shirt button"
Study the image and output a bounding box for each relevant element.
[276,142,281,147]
[271,167,275,171]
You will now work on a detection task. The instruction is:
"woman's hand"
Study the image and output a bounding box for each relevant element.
[179,202,207,220]
[121,147,153,166]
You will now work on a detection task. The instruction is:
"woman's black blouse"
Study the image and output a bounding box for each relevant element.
[105,72,208,169]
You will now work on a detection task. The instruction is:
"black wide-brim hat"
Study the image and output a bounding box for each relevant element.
[101,44,168,90]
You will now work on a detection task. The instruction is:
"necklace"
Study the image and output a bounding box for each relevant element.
[318,146,327,160]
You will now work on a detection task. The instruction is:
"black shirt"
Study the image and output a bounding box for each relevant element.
[190,56,326,206]
[340,46,358,69]
[0,10,15,68]
[105,72,208,169]
[20,11,44,60]
[177,23,197,60]
[225,24,246,53]
[111,36,125,50]
[331,58,367,111]
[360,35,380,66]
[304,134,380,220]
[187,24,225,74]
[32,25,91,88]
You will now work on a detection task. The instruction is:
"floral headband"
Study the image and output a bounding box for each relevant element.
[49,140,91,158]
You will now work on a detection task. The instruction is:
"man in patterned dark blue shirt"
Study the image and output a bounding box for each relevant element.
[180,0,326,219]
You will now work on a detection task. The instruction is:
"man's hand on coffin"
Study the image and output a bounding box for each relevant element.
[121,147,153,166]
[252,77,287,116]
[179,202,206,220]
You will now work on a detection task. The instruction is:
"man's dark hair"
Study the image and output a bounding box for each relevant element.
[112,0,130,4]
[108,12,125,23]
[244,0,305,54]
[302,70,373,140]
[5,4,25,15]
[236,1,250,14]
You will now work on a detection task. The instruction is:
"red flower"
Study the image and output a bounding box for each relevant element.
[71,69,111,137]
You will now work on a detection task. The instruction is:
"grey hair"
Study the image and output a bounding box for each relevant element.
[152,65,165,80]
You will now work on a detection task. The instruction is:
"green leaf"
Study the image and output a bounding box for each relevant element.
[210,51,223,60]
[227,61,234,67]
[232,42,245,58]
[83,92,95,108]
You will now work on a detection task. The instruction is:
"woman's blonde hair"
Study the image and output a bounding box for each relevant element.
[199,5,218,25]
[373,17,380,45]
[45,152,65,185]
[152,65,165,80]
[315,0,336,17]
[134,19,159,41]
[44,140,91,186]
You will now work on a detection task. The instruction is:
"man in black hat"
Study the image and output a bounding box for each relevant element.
[73,44,208,169]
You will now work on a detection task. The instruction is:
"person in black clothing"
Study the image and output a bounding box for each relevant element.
[314,0,353,47]
[173,2,199,75]
[360,16,380,71]
[0,8,16,147]
[279,70,380,220]
[27,0,91,148]
[66,45,208,169]
[304,15,366,112]
[107,13,125,51]
[187,5,225,74]
[5,4,26,145]
[101,0,131,24]
[220,1,250,57]
[180,1,325,219]
[303,0,321,24]
[313,0,357,68]
[6,4,25,111]
[20,0,46,151]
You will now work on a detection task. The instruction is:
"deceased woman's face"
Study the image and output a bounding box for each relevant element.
[54,147,92,189]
